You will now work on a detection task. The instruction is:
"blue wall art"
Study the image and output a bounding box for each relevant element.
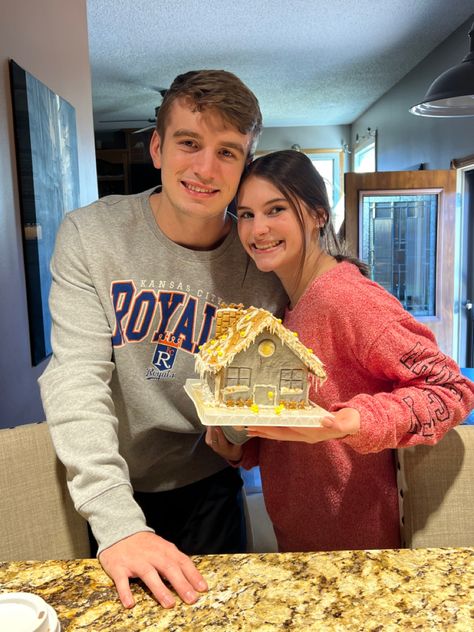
[9,59,80,365]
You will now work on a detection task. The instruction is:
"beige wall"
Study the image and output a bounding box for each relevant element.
[0,0,98,427]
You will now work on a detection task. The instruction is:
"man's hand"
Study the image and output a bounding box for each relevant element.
[205,427,244,462]
[246,407,361,444]
[98,531,208,609]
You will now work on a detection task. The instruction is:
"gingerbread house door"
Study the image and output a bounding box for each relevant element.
[253,384,277,407]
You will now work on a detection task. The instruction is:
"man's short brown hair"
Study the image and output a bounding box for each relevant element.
[156,70,262,155]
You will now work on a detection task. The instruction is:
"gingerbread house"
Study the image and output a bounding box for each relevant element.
[195,305,326,411]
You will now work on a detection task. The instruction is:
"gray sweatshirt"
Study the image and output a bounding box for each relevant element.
[39,189,286,553]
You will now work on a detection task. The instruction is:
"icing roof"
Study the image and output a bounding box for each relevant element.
[195,306,326,380]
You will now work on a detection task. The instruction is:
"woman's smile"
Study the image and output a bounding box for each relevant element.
[251,239,284,252]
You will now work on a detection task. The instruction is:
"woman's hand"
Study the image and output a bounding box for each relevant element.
[205,427,244,462]
[246,407,360,444]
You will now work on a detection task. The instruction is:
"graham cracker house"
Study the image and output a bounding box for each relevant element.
[195,305,326,410]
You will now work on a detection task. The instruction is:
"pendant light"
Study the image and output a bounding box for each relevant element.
[410,21,474,117]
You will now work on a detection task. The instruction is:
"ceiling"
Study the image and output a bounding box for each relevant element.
[87,1,474,131]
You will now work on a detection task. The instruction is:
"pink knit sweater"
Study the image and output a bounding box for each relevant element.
[240,262,474,552]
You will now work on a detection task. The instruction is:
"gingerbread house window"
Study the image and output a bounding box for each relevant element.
[226,367,251,388]
[258,339,276,358]
[280,368,304,392]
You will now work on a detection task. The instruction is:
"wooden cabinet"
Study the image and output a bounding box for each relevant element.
[125,128,153,163]
[96,148,129,197]
[95,128,159,197]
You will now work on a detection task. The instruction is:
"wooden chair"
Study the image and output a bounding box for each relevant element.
[0,422,90,560]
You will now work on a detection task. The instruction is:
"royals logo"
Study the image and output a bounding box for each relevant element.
[153,332,183,370]
[146,333,183,380]
[110,283,218,380]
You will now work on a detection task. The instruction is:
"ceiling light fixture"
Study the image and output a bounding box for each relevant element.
[410,21,474,117]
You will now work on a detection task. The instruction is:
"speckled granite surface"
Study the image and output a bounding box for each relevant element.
[1,548,474,630]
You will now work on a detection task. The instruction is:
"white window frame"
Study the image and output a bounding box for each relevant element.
[353,129,377,173]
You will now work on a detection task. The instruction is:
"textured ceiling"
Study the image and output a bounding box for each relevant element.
[87,0,474,130]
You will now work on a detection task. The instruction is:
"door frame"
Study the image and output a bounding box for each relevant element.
[453,161,474,367]
[345,170,457,359]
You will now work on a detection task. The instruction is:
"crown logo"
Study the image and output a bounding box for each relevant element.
[157,332,183,350]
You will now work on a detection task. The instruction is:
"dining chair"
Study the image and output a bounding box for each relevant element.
[397,424,474,548]
[0,421,91,561]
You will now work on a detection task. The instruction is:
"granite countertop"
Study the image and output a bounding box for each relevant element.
[1,548,474,631]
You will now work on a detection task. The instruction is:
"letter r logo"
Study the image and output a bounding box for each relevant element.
[152,342,178,371]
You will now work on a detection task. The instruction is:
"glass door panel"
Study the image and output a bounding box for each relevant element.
[360,193,438,317]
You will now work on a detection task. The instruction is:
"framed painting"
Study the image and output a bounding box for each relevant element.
[9,60,80,365]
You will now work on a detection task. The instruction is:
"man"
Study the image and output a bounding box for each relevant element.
[39,70,285,610]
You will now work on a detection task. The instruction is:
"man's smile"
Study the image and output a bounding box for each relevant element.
[181,180,219,196]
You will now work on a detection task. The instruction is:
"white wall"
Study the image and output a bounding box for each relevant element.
[259,124,350,152]
[0,0,98,427]
[259,123,351,170]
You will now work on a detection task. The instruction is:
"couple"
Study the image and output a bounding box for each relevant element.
[40,69,474,610]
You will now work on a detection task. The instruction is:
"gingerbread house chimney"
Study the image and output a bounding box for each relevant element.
[215,303,246,337]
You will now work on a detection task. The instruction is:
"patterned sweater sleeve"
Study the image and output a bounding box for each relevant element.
[340,315,474,453]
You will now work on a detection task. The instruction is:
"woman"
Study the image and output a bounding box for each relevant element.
[206,150,474,553]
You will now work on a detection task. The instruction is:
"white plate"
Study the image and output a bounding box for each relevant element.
[185,379,329,427]
[0,592,60,632]
[45,603,60,632]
